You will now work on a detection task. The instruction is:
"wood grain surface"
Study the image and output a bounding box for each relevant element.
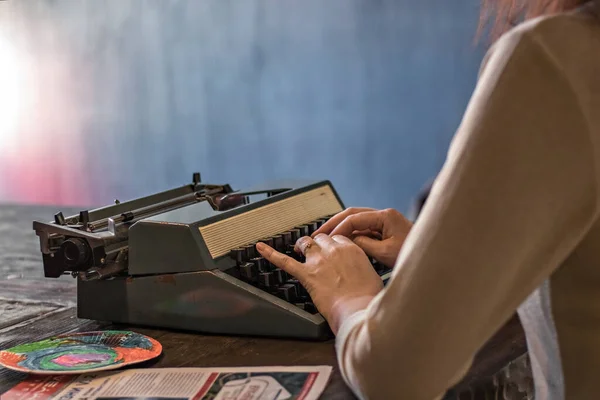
[0,300,59,330]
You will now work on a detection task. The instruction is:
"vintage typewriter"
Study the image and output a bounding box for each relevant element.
[33,173,391,340]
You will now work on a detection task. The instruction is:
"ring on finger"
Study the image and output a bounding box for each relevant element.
[298,237,317,255]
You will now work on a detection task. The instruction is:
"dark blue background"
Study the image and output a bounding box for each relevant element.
[0,0,486,212]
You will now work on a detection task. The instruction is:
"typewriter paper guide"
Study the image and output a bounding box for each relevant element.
[199,185,342,259]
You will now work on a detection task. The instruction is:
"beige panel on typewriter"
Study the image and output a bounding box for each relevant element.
[199,185,343,258]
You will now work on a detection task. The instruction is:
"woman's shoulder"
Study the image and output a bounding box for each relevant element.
[464,3,600,197]
[487,2,600,69]
[477,2,600,104]
[516,0,600,32]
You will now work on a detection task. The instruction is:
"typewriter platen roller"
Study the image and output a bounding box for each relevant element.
[33,173,391,340]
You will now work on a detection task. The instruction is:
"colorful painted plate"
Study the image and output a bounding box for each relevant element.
[0,330,162,375]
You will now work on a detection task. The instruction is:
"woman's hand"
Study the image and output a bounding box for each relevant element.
[313,207,413,268]
[256,234,384,334]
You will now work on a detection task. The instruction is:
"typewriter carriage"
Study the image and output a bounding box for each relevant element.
[32,173,304,280]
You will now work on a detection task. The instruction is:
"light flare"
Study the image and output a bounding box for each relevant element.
[0,33,27,152]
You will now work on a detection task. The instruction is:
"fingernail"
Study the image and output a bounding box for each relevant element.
[256,242,266,251]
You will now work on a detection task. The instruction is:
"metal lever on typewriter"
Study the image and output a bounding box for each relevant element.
[210,188,290,211]
[87,185,231,232]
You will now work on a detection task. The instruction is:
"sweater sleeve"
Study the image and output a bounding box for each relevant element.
[335,28,598,400]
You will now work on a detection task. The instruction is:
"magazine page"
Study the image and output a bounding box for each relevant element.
[2,365,333,400]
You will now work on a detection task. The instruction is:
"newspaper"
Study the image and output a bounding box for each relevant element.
[2,365,333,400]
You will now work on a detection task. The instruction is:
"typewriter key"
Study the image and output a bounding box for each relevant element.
[296,225,309,237]
[304,302,318,314]
[239,262,257,282]
[273,268,286,284]
[230,248,245,264]
[258,272,276,288]
[243,245,257,260]
[272,235,285,252]
[281,231,293,246]
[289,229,301,243]
[288,278,308,298]
[258,237,274,248]
[253,257,271,273]
[277,284,298,303]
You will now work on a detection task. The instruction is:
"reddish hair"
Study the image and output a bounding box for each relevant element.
[478,0,592,41]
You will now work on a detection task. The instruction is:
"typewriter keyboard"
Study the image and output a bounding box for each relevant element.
[228,215,388,314]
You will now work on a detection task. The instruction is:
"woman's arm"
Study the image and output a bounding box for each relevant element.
[411,183,531,398]
[335,27,597,400]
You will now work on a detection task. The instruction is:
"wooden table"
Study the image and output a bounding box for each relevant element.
[0,203,530,399]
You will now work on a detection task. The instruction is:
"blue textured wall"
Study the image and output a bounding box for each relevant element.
[0,0,485,212]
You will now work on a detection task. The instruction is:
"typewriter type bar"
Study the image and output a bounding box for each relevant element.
[33,173,391,340]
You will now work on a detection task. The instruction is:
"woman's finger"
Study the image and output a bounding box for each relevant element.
[353,236,386,258]
[312,233,337,250]
[256,242,302,276]
[330,234,354,246]
[312,207,376,236]
[294,236,320,257]
[351,229,382,240]
[330,211,385,238]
